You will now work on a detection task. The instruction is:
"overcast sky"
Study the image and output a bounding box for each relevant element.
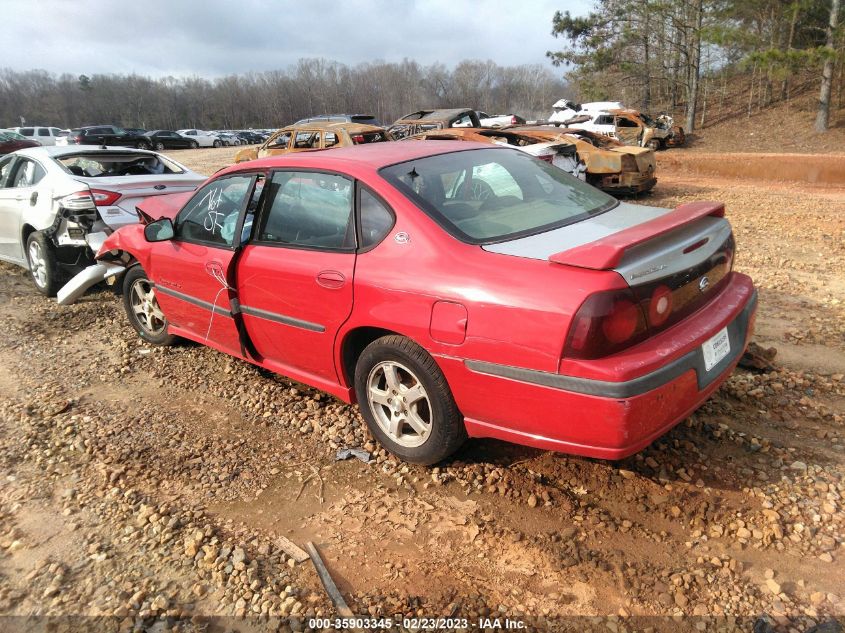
[4,0,591,77]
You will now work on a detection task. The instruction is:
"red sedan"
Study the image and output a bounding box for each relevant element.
[60,142,756,464]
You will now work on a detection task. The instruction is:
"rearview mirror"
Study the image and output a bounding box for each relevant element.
[144,218,174,242]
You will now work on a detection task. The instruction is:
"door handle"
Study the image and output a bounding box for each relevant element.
[30,192,38,206]
[316,270,345,289]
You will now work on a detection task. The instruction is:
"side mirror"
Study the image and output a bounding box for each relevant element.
[144,218,174,242]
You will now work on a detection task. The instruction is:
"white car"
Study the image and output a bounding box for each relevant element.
[549,100,627,125]
[176,129,222,148]
[477,111,526,128]
[10,126,68,147]
[0,146,206,296]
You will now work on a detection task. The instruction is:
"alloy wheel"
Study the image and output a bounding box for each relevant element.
[27,240,47,289]
[129,278,167,335]
[366,361,432,448]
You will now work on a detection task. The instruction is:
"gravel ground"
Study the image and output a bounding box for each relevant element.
[0,148,842,633]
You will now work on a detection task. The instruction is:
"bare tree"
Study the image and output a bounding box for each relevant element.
[815,0,841,132]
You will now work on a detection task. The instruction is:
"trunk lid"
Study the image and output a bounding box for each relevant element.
[483,200,735,335]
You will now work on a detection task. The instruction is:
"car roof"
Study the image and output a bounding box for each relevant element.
[277,121,385,133]
[12,146,159,159]
[218,140,499,177]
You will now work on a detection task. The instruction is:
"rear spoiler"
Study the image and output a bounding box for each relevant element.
[549,201,725,270]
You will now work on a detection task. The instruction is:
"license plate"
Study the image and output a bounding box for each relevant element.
[702,327,730,372]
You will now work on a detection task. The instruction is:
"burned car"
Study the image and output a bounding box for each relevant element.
[409,126,657,195]
[59,142,754,466]
[234,121,391,163]
[387,108,481,139]
[567,109,685,150]
[0,146,205,295]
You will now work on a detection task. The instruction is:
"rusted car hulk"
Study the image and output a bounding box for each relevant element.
[234,121,391,163]
[388,109,481,140]
[410,126,657,195]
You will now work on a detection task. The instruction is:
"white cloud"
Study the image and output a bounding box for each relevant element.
[4,0,590,76]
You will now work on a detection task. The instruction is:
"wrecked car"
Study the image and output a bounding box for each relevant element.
[568,109,685,150]
[387,109,481,139]
[0,146,205,295]
[234,121,391,163]
[408,126,657,195]
[59,142,755,467]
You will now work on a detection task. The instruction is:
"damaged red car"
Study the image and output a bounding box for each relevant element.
[59,142,756,464]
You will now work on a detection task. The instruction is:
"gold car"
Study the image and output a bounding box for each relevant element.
[234,122,392,163]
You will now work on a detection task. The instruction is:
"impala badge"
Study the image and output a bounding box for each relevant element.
[699,276,710,292]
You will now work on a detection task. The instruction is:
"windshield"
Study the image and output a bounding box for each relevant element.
[55,152,185,176]
[380,147,617,244]
[0,131,26,141]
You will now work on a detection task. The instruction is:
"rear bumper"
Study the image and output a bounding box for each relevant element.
[597,175,657,195]
[440,276,756,460]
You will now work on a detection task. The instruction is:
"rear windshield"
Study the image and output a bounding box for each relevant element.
[352,131,390,144]
[54,152,185,177]
[351,115,379,125]
[379,147,617,244]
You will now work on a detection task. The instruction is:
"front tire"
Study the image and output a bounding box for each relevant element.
[354,335,466,465]
[154,141,165,151]
[25,232,62,297]
[646,139,662,151]
[213,140,222,148]
[123,266,176,346]
[136,141,150,150]
[190,141,199,149]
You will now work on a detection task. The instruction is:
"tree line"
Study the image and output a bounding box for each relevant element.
[0,59,567,131]
[547,0,843,132]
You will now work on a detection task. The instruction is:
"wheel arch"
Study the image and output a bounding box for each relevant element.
[339,326,407,401]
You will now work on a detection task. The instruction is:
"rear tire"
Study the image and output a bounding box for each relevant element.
[190,141,199,149]
[136,141,150,150]
[122,266,176,346]
[25,231,62,297]
[154,141,165,151]
[213,140,222,148]
[354,335,466,465]
[646,139,662,151]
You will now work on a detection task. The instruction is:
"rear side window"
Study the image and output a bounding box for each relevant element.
[324,132,339,148]
[20,128,34,136]
[351,131,389,144]
[175,175,255,247]
[293,131,321,149]
[267,131,291,149]
[359,188,394,249]
[258,171,354,250]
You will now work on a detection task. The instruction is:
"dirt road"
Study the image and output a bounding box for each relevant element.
[0,149,842,632]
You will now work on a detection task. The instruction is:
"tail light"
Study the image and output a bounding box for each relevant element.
[510,115,517,125]
[537,153,554,163]
[89,189,121,206]
[352,134,365,144]
[564,289,648,359]
[58,191,95,210]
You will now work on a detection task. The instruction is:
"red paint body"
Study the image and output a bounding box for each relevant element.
[99,142,756,459]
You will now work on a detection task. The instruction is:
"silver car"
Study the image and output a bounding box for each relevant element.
[0,146,206,296]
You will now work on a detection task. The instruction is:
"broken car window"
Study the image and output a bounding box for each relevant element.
[175,175,255,248]
[56,153,184,176]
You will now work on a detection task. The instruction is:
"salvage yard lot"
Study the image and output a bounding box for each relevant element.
[0,148,843,631]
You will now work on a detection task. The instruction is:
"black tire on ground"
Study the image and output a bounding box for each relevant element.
[154,141,165,151]
[122,266,176,346]
[136,141,150,150]
[646,139,662,151]
[213,140,222,148]
[25,231,63,297]
[190,141,199,149]
[354,335,466,465]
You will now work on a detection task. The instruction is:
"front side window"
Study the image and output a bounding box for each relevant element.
[324,132,338,148]
[380,148,616,244]
[37,128,50,137]
[0,156,15,187]
[175,175,255,247]
[258,171,354,250]
[267,131,291,149]
[11,159,45,188]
